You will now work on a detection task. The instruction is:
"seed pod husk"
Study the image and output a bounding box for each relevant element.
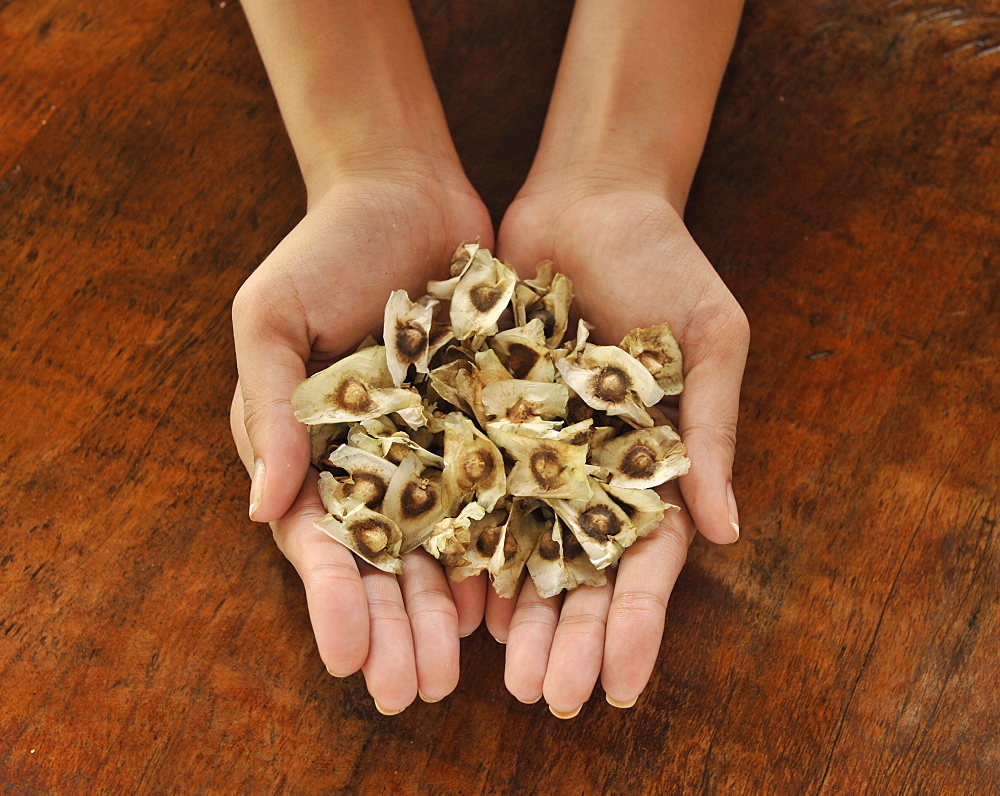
[490,498,542,598]
[382,290,437,387]
[309,423,347,467]
[444,504,512,579]
[325,444,399,510]
[441,413,506,512]
[620,322,684,396]
[490,428,592,501]
[489,319,555,382]
[589,424,690,489]
[527,514,607,598]
[454,349,513,428]
[423,500,486,562]
[314,504,403,574]
[347,425,445,468]
[382,452,451,553]
[292,346,421,425]
[481,378,568,422]
[515,261,574,348]
[450,248,517,340]
[603,483,674,538]
[555,342,665,428]
[549,479,638,570]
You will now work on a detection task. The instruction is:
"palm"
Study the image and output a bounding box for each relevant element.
[491,186,748,711]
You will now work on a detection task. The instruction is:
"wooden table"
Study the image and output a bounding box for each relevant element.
[2,1,997,792]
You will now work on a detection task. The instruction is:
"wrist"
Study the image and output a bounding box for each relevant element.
[242,0,465,204]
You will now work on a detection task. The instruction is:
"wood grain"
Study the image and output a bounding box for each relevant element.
[1,0,997,792]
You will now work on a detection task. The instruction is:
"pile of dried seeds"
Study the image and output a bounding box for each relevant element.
[292,243,690,598]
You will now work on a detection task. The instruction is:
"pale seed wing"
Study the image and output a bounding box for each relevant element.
[620,322,684,396]
[314,507,403,574]
[589,425,690,489]
[382,452,450,553]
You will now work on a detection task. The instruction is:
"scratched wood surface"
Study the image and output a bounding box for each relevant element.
[1,0,998,792]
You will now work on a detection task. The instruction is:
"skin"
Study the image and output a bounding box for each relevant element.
[231,0,747,716]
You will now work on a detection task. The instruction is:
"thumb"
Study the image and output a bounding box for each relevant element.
[677,309,749,545]
[232,288,311,524]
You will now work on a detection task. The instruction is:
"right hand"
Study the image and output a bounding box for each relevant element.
[230,163,494,713]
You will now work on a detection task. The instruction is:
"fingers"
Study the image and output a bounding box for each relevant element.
[232,276,312,524]
[399,551,461,703]
[602,484,696,707]
[484,580,521,643]
[678,298,749,544]
[270,476,370,681]
[357,565,418,714]
[541,581,614,718]
[503,579,562,704]
[447,571,487,639]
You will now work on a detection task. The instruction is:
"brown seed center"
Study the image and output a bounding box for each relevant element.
[351,517,393,558]
[579,506,621,542]
[346,472,389,508]
[395,322,427,362]
[507,343,538,379]
[476,526,502,557]
[538,532,561,560]
[461,449,494,485]
[621,444,658,479]
[529,448,563,487]
[592,366,629,403]
[332,377,376,414]
[528,307,556,339]
[506,398,538,424]
[561,525,584,559]
[401,480,436,517]
[470,284,504,313]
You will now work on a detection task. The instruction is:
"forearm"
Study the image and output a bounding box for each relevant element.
[527,0,744,210]
[241,0,462,200]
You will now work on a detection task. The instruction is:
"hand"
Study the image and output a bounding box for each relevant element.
[230,168,493,712]
[488,182,749,714]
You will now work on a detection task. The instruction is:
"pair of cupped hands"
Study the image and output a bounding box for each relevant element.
[229,156,749,718]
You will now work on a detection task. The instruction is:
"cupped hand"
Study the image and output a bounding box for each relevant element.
[491,183,749,714]
[230,168,493,712]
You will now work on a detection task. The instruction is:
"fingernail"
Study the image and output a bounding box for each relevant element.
[727,481,740,542]
[418,690,443,704]
[606,694,638,709]
[373,699,404,716]
[249,458,265,520]
[549,704,581,719]
[326,666,350,678]
[516,694,542,705]
[492,636,507,645]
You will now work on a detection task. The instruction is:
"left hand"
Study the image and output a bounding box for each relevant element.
[489,180,749,715]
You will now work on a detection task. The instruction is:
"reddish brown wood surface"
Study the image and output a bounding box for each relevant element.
[1,1,997,792]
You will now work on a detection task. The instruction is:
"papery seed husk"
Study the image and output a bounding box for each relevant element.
[489,498,542,598]
[490,319,555,382]
[309,423,347,467]
[555,343,665,428]
[450,250,517,340]
[588,425,690,489]
[481,379,568,426]
[549,479,638,570]
[620,322,684,396]
[603,483,674,538]
[490,428,592,501]
[314,507,403,574]
[382,452,451,553]
[326,444,399,509]
[442,413,506,512]
[292,346,422,425]
[527,515,607,598]
[423,500,486,562]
